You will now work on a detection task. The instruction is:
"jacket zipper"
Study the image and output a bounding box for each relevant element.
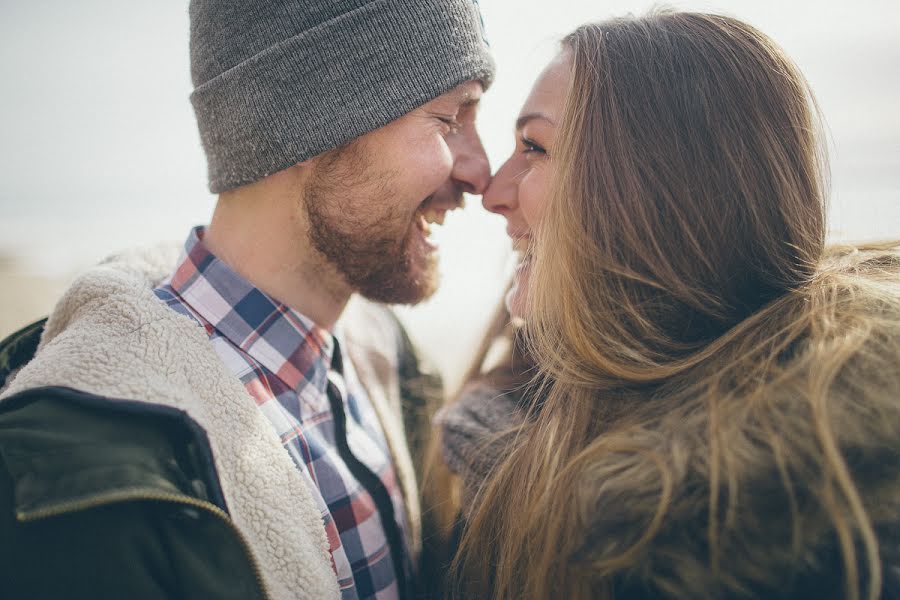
[17,488,270,600]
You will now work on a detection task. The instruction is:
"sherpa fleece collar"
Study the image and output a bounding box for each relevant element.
[1,242,420,600]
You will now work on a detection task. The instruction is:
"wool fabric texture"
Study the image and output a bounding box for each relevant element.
[436,382,523,512]
[190,0,495,193]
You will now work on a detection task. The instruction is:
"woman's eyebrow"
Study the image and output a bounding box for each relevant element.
[516,112,555,130]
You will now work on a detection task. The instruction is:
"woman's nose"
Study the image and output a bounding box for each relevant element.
[482,156,518,216]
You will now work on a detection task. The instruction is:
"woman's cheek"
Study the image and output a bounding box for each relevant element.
[519,167,552,228]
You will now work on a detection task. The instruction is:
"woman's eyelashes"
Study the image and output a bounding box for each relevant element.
[520,136,547,155]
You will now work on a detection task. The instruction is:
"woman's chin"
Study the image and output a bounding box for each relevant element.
[505,264,530,319]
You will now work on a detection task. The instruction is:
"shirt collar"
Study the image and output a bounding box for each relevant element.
[169,226,336,395]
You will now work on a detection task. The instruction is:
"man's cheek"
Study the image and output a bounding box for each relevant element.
[414,139,455,186]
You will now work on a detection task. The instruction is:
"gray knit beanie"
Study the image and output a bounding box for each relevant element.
[189,0,495,193]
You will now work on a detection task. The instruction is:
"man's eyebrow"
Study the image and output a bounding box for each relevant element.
[516,112,555,130]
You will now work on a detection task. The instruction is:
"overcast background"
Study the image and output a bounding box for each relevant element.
[1,0,898,392]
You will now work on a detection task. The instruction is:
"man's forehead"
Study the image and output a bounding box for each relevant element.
[431,80,484,107]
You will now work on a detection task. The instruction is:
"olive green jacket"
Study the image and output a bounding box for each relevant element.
[0,245,441,600]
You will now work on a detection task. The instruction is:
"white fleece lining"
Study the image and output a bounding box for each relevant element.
[2,243,421,600]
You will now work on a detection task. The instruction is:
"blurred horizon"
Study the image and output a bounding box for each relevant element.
[1,0,898,391]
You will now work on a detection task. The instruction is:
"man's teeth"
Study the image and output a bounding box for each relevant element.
[418,215,431,236]
[421,208,446,226]
[417,208,450,237]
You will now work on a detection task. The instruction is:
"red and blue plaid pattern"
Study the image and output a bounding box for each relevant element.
[154,227,409,600]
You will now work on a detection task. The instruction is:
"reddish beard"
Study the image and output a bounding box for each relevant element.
[303,143,440,305]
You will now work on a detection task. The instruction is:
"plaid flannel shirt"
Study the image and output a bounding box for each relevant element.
[154,227,410,600]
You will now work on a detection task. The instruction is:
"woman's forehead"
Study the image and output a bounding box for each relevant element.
[518,51,573,123]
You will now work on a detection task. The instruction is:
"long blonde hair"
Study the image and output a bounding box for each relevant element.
[451,11,900,600]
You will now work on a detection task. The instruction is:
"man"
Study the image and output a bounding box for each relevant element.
[0,1,492,598]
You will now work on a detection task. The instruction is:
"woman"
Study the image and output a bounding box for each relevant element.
[434,11,900,600]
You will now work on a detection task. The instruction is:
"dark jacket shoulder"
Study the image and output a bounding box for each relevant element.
[0,385,265,599]
[0,318,46,392]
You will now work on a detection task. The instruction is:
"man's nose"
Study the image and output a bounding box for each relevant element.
[451,129,491,195]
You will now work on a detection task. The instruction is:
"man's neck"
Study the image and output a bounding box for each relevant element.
[203,171,352,331]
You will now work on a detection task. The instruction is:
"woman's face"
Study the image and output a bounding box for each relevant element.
[483,50,573,318]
